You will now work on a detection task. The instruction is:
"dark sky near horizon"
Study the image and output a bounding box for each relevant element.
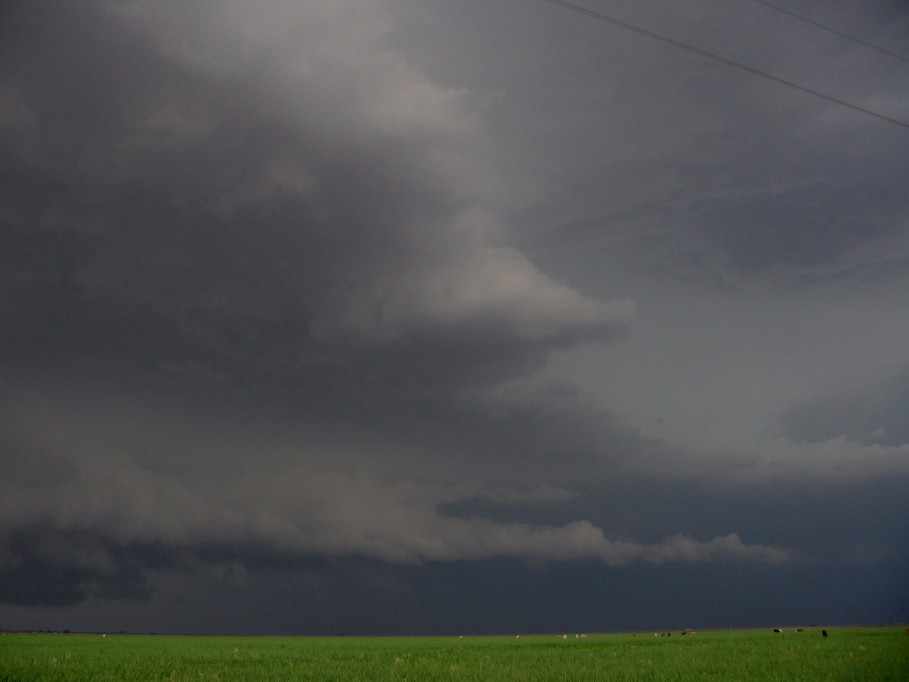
[1,0,908,635]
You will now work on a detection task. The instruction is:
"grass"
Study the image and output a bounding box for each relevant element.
[0,626,906,681]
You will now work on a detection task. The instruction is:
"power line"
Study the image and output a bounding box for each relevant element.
[538,0,909,131]
[750,0,909,64]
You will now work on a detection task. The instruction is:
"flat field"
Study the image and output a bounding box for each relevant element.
[1,626,906,681]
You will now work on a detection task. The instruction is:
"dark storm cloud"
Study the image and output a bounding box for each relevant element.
[2,0,907,631]
[0,0,788,614]
[0,1,628,373]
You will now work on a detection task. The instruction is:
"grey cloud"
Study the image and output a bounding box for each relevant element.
[2,0,907,630]
[3,0,792,611]
[0,0,630,387]
[0,401,787,575]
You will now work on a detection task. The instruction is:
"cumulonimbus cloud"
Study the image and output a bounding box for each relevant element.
[0,0,796,616]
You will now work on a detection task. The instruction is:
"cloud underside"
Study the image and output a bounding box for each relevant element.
[0,451,788,577]
[1,468,789,609]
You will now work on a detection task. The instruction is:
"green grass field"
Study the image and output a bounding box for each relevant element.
[1,626,906,681]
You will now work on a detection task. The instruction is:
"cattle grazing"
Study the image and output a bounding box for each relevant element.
[821,630,828,637]
[773,628,782,633]
[580,634,587,639]
[796,628,803,633]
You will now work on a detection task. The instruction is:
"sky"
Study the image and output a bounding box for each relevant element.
[1,0,908,635]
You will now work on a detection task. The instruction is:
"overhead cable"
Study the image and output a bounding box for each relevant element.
[538,0,909,131]
[750,0,909,64]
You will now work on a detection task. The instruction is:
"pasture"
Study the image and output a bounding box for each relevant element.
[1,626,906,681]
